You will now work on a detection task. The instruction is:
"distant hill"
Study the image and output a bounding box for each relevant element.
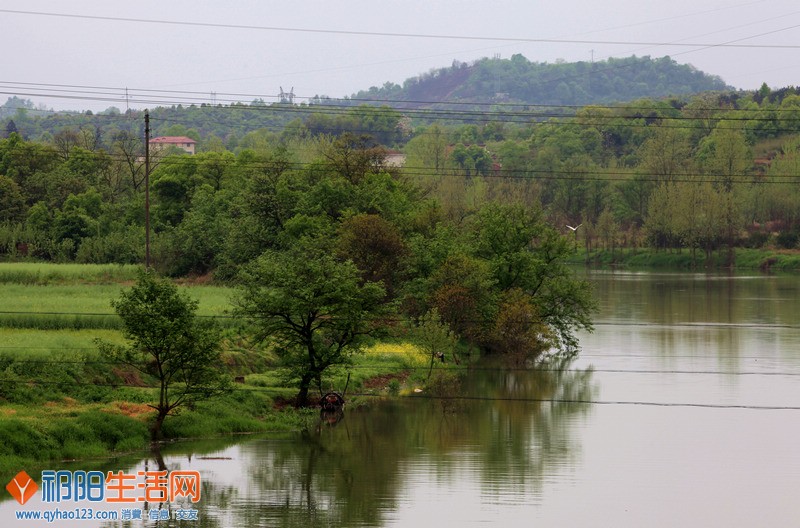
[2,55,734,145]
[347,54,731,108]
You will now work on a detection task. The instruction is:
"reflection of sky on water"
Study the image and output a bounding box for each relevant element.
[576,271,800,411]
[554,272,800,527]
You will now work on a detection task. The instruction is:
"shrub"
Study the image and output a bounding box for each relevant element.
[776,231,798,249]
[743,231,770,249]
[75,412,149,451]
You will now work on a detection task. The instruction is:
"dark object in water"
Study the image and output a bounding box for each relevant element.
[321,408,344,426]
[320,391,345,411]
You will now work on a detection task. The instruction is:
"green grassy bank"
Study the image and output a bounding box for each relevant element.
[0,263,437,476]
[0,339,433,480]
[572,247,800,271]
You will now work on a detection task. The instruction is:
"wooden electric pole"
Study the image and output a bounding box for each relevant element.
[144,110,151,269]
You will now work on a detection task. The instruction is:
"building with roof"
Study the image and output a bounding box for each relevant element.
[149,136,197,155]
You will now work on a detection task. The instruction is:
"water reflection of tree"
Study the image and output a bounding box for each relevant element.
[463,364,596,494]
[590,272,800,371]
[100,439,241,528]
[225,365,595,527]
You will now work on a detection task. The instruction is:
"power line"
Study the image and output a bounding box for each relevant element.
[85,159,800,184]
[2,134,798,184]
[383,392,800,411]
[1,377,798,411]
[1,309,799,329]
[5,141,800,186]
[7,83,800,124]
[0,79,762,112]
[0,79,746,114]
[3,358,800,378]
[7,80,800,135]
[3,8,800,50]
[9,89,800,142]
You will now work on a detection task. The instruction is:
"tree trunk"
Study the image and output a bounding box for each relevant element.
[297,373,313,407]
[151,409,169,442]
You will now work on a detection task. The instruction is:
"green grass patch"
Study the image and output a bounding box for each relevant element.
[0,283,125,330]
[161,391,276,438]
[0,329,124,360]
[0,408,150,477]
[0,263,142,285]
[180,284,238,318]
[733,248,800,271]
[0,283,238,330]
[0,386,310,475]
[619,250,704,269]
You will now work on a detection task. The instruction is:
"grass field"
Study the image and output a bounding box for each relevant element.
[0,262,142,285]
[0,282,237,330]
[0,328,124,361]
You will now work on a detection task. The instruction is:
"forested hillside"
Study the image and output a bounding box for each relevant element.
[349,55,731,107]
[2,75,800,279]
[1,55,732,144]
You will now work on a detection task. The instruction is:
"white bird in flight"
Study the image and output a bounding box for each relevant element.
[566,224,582,231]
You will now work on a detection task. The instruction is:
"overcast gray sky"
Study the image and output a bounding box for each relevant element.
[2,0,799,112]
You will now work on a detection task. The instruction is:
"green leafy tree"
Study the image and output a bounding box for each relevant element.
[320,133,391,184]
[110,130,146,192]
[405,124,449,178]
[639,127,692,182]
[337,214,407,298]
[643,182,680,250]
[471,202,596,353]
[162,185,232,275]
[413,308,459,379]
[151,155,200,226]
[234,242,387,406]
[97,270,229,440]
[0,175,25,221]
[429,252,497,344]
[696,121,749,262]
[595,207,618,252]
[491,288,554,366]
[697,121,751,192]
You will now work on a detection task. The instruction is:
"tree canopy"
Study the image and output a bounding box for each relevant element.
[97,270,229,439]
[234,240,387,406]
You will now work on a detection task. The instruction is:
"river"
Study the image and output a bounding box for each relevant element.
[4,270,800,527]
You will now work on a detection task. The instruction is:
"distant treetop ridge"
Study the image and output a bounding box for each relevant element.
[347,55,731,108]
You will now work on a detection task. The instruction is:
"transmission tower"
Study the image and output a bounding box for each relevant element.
[279,86,295,104]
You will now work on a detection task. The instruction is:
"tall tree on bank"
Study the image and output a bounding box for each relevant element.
[97,270,229,440]
[697,121,750,264]
[234,240,388,406]
[470,202,596,354]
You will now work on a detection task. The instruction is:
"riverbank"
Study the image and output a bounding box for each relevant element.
[0,263,439,481]
[0,338,436,482]
[570,247,800,271]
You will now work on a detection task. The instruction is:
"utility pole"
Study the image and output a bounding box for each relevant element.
[144,110,151,269]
